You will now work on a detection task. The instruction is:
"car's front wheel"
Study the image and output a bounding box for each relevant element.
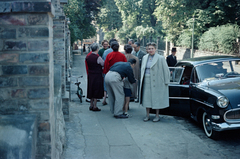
[202,112,219,139]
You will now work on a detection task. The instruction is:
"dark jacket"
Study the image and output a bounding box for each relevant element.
[86,53,102,74]
[133,50,146,67]
[166,54,177,67]
[110,62,136,84]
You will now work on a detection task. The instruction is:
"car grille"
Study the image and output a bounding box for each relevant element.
[225,109,240,122]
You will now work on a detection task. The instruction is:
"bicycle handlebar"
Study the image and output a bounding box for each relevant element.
[75,82,81,85]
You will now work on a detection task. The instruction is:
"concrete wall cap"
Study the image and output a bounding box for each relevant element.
[0,2,55,17]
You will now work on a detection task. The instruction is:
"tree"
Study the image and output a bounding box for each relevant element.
[134,26,155,39]
[114,0,162,42]
[154,0,200,44]
[64,0,102,45]
[97,0,122,32]
[154,0,240,45]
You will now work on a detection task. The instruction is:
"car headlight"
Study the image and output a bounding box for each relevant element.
[217,96,229,108]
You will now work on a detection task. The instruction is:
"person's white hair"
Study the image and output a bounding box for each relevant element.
[90,43,99,52]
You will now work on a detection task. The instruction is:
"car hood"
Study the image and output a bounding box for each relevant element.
[205,78,240,109]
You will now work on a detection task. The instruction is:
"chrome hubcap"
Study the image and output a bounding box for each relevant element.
[205,118,212,132]
[203,112,212,136]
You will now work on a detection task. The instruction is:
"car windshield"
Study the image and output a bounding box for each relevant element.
[196,60,240,82]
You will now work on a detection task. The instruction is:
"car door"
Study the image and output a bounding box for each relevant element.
[189,65,215,117]
[158,67,191,117]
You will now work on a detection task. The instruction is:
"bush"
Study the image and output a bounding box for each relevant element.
[199,24,240,54]
[177,30,201,49]
[177,31,192,48]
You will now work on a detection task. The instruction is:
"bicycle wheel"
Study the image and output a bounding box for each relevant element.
[77,88,83,103]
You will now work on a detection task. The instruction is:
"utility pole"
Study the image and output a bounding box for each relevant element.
[191,16,195,58]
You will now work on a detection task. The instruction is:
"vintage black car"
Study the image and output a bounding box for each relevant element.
[158,55,240,139]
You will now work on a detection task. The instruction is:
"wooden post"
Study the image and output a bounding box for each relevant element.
[157,37,160,50]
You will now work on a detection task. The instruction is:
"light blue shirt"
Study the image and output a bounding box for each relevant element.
[102,48,113,61]
[145,55,155,75]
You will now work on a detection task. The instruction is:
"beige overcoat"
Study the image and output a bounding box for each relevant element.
[139,53,170,109]
[125,54,139,98]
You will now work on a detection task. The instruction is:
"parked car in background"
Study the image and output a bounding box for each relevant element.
[156,56,240,139]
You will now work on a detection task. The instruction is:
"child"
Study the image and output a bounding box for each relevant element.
[123,77,134,116]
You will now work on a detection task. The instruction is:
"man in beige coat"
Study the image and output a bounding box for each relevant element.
[124,44,139,99]
[139,43,170,122]
[133,42,146,102]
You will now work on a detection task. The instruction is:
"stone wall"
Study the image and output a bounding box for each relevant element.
[0,0,69,158]
[53,0,66,96]
[53,64,65,159]
[0,114,37,159]
[169,47,229,61]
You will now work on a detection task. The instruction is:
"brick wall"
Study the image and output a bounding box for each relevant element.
[0,11,53,159]
[0,1,68,158]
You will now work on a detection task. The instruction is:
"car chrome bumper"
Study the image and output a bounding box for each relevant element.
[212,122,240,131]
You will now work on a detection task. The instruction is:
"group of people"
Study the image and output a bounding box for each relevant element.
[85,38,178,122]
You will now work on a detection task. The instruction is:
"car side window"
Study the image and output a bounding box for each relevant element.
[191,67,199,83]
[169,67,184,84]
[180,66,192,85]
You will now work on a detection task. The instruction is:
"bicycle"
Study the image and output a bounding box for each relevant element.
[75,76,85,103]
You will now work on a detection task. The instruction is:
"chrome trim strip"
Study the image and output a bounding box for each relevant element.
[212,122,240,131]
[224,108,240,123]
[191,98,214,108]
[169,97,190,100]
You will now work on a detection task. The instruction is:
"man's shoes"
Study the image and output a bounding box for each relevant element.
[114,114,128,118]
[124,112,131,117]
[92,107,101,111]
[153,117,160,122]
[143,116,150,122]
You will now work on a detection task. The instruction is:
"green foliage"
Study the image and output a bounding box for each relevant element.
[134,26,155,39]
[177,31,192,48]
[154,0,199,43]
[176,30,200,49]
[104,29,117,40]
[64,0,101,45]
[116,26,130,44]
[154,0,240,46]
[64,0,240,53]
[97,0,122,31]
[199,24,240,54]
[114,0,161,40]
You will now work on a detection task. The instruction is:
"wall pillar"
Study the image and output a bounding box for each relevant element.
[0,1,68,158]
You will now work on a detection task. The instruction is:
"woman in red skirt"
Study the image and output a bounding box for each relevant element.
[85,43,104,111]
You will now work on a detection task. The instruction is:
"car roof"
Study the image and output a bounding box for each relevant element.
[177,55,240,66]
